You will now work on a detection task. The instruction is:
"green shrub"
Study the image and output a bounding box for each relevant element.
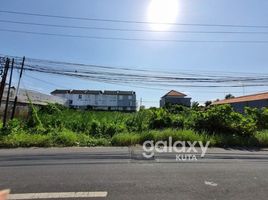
[111,133,140,146]
[1,119,24,135]
[255,130,268,147]
[39,103,64,115]
[139,131,155,143]
[165,104,189,114]
[125,111,149,132]
[90,120,101,136]
[245,108,268,130]
[148,108,172,129]
[171,115,184,129]
[0,132,53,148]
[77,134,110,146]
[88,137,110,146]
[146,129,215,146]
[26,97,45,132]
[190,105,256,136]
[52,129,78,146]
[212,134,259,147]
[154,129,200,142]
[111,129,216,147]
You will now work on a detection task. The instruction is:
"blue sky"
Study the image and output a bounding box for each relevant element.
[1,0,268,107]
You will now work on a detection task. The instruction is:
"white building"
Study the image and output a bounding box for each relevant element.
[51,89,136,111]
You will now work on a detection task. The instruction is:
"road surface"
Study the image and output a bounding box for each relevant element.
[0,147,267,200]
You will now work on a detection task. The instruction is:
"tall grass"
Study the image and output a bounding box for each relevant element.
[0,129,110,148]
[1,128,268,148]
[111,129,217,147]
[111,133,140,146]
[255,130,268,147]
[110,129,268,147]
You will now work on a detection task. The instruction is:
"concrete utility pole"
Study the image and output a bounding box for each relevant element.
[11,56,25,119]
[3,58,14,127]
[0,58,10,108]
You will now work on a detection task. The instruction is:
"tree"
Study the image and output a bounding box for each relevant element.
[192,101,200,109]
[225,94,235,99]
[205,101,212,107]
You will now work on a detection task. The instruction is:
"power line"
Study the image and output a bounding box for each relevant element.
[1,10,268,28]
[21,66,268,88]
[13,56,268,80]
[26,72,268,93]
[21,61,268,83]
[24,74,69,89]
[8,54,268,79]
[24,70,170,91]
[3,53,267,77]
[2,19,268,35]
[3,54,268,89]
[24,64,268,83]
[1,28,268,43]
[25,70,268,89]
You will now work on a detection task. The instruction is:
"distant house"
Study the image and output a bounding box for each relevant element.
[51,89,136,111]
[212,92,268,113]
[160,90,191,107]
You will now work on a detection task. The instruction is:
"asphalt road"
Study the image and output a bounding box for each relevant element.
[0,147,268,200]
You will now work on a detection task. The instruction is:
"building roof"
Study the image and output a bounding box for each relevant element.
[51,89,102,95]
[3,89,67,106]
[51,89,70,94]
[162,90,187,98]
[71,90,102,94]
[51,89,135,95]
[212,92,268,105]
[104,90,135,95]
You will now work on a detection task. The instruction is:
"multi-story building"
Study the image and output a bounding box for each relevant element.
[51,89,136,111]
[160,90,191,107]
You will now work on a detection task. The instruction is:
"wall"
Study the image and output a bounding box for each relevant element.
[117,94,136,111]
[160,96,191,107]
[230,99,268,113]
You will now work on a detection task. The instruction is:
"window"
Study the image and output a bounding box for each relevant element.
[119,95,123,100]
[78,94,82,99]
[128,95,132,100]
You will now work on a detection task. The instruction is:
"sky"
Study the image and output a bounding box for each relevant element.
[1,0,268,107]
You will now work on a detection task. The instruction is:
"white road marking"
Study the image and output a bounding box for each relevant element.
[204,181,218,187]
[8,191,108,199]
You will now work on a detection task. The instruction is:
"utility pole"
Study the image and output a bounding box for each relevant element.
[0,58,10,108]
[11,56,25,119]
[139,98,142,110]
[3,58,14,127]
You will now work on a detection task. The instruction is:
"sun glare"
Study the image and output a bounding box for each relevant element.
[147,0,179,31]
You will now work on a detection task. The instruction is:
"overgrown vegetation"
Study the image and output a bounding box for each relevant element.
[0,103,268,148]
